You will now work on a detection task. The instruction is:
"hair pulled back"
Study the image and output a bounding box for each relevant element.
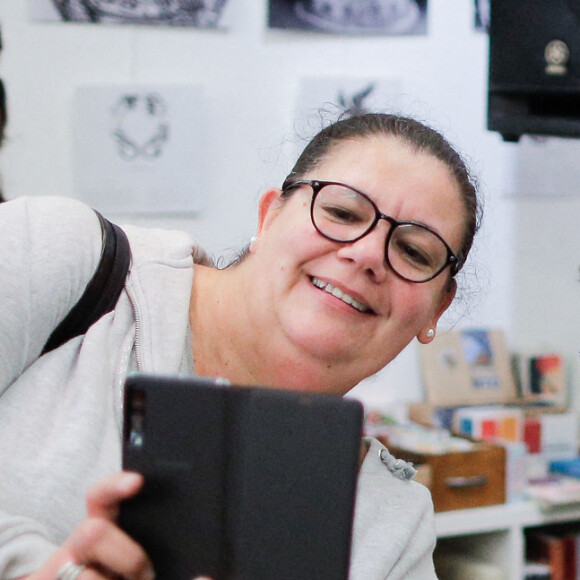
[282,113,481,271]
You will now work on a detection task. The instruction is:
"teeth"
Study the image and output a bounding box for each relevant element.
[311,277,370,313]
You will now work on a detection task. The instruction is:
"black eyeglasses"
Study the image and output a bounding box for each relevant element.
[283,180,462,283]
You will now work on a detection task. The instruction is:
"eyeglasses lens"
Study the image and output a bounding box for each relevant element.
[313,184,375,240]
[312,183,449,282]
[388,224,447,281]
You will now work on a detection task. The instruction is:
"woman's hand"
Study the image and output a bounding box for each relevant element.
[19,472,155,580]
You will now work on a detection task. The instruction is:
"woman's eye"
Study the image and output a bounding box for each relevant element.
[322,204,364,224]
[397,241,432,268]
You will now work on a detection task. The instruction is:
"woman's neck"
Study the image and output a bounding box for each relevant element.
[189,264,358,395]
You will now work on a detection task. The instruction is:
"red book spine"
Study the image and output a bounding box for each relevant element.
[524,417,542,453]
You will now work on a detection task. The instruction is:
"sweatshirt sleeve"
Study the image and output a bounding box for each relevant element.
[349,438,438,580]
[0,511,57,579]
[0,196,102,395]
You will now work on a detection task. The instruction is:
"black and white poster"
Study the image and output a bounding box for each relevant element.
[29,0,232,28]
[74,84,206,214]
[269,0,428,35]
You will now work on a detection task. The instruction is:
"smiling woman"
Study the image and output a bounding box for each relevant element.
[199,116,478,397]
[0,112,480,580]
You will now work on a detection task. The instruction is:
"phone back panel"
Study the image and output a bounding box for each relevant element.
[226,388,362,579]
[120,374,363,580]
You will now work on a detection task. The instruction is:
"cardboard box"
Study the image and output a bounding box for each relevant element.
[389,441,506,512]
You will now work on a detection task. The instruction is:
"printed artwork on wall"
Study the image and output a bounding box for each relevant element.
[293,77,403,147]
[28,0,231,28]
[268,0,428,35]
[74,84,206,214]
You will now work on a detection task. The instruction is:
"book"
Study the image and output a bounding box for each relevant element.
[526,526,580,580]
[526,529,567,580]
[527,476,580,510]
[513,352,567,407]
[551,458,580,479]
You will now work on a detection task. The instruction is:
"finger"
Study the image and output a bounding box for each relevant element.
[74,567,103,580]
[54,562,133,580]
[66,517,154,580]
[26,552,114,580]
[55,563,101,580]
[86,471,144,521]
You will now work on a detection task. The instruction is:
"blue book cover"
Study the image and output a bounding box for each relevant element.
[550,458,580,479]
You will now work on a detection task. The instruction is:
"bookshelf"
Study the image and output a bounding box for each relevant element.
[435,501,580,580]
[434,501,580,579]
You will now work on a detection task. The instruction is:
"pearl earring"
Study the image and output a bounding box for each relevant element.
[249,235,258,244]
[427,328,435,339]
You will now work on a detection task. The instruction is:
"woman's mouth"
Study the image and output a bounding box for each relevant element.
[310,277,373,314]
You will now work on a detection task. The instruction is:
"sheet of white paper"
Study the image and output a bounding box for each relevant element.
[74,84,206,214]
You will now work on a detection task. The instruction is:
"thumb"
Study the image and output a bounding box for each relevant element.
[86,471,144,521]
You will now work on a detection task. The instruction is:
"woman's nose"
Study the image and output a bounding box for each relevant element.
[335,224,390,282]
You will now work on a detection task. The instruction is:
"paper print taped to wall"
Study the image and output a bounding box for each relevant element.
[74,84,205,214]
[29,0,231,28]
[269,0,427,35]
[293,77,403,149]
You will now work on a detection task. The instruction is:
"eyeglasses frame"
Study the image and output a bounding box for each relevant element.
[283,179,462,283]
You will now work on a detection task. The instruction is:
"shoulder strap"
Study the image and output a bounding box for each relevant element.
[41,211,132,355]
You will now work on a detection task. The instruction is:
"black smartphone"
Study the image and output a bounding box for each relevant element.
[120,373,364,580]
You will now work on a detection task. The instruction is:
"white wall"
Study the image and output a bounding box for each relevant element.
[1,0,578,410]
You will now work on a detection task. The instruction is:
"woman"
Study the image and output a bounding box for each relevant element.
[0,113,480,580]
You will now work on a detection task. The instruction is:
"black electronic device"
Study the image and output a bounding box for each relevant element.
[120,373,364,580]
[488,0,580,141]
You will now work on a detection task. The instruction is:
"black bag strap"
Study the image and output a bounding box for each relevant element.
[42,212,132,355]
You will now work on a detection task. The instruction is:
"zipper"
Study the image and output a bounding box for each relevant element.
[114,285,143,435]
[126,284,144,372]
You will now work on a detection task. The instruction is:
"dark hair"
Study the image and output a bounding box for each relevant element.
[224,112,481,272]
[282,113,480,273]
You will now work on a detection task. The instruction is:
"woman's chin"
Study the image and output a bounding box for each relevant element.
[283,324,365,366]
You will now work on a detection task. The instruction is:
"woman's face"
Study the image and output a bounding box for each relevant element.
[248,135,467,393]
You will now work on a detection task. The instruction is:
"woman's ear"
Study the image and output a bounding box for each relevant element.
[417,278,457,345]
[257,188,284,235]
